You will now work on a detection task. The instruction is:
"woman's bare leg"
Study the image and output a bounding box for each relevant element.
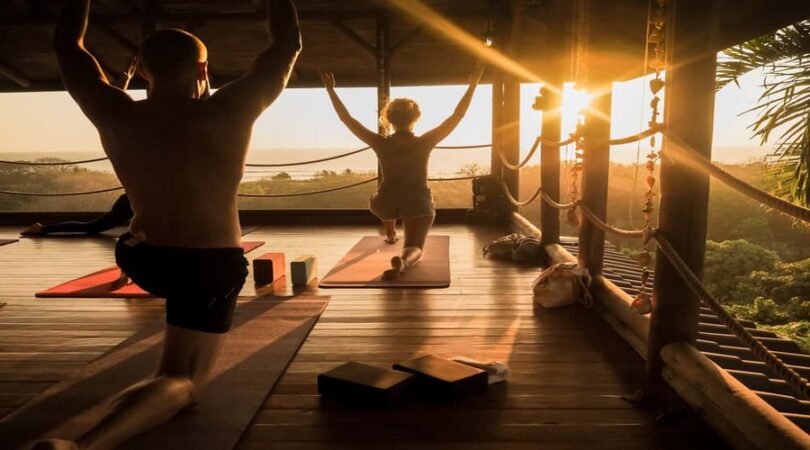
[382,219,398,244]
[33,325,225,450]
[384,214,435,280]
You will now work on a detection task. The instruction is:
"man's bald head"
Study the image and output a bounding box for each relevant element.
[139,28,207,84]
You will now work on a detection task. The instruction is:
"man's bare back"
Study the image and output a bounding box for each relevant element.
[103,97,250,248]
[55,0,300,249]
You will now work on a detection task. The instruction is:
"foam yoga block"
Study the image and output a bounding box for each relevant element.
[291,255,317,285]
[318,362,415,406]
[393,354,488,398]
[253,252,286,285]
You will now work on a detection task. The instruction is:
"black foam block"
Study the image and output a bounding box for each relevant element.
[318,361,415,406]
[392,354,488,399]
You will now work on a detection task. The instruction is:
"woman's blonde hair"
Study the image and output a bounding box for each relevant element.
[380,98,421,134]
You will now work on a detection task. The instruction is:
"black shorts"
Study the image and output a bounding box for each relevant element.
[115,233,248,334]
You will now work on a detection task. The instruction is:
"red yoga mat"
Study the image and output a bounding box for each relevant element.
[36,241,264,298]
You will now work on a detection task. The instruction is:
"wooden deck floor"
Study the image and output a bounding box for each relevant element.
[0,224,724,449]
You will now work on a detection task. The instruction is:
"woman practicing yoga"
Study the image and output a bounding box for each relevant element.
[321,64,485,280]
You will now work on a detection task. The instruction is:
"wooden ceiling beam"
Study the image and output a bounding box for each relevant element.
[390,25,424,55]
[97,24,139,55]
[0,10,488,27]
[0,59,32,88]
[326,20,378,59]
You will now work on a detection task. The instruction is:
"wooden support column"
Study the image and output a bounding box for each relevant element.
[376,14,391,134]
[490,74,504,179]
[577,80,612,275]
[502,76,521,211]
[539,81,563,245]
[495,2,521,212]
[647,0,719,378]
[376,14,391,184]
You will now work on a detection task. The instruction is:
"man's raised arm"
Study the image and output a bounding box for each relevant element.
[54,0,131,123]
[211,0,302,119]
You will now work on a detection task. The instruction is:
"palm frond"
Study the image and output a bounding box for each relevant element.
[717,20,810,207]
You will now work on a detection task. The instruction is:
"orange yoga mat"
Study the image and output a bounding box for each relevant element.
[320,235,451,288]
[36,241,264,298]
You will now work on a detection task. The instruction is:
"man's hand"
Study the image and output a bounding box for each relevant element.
[319,70,336,90]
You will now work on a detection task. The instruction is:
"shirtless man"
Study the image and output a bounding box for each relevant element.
[34,1,301,449]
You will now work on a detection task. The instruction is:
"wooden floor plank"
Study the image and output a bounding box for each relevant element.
[0,225,724,448]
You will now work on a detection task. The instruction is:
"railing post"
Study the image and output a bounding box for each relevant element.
[577,79,612,276]
[539,81,563,245]
[647,0,719,379]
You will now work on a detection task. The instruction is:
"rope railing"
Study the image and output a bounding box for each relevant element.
[0,186,124,197]
[0,174,479,198]
[497,137,541,171]
[244,147,371,168]
[237,177,379,198]
[500,180,543,207]
[652,229,810,401]
[602,123,664,146]
[531,182,810,400]
[0,156,111,166]
[0,143,492,169]
[661,138,810,223]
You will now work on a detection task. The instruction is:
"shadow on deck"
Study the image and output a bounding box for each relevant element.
[0,224,725,449]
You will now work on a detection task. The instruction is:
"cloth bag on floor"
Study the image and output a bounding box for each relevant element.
[532,262,593,308]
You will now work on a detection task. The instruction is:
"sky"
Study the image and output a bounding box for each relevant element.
[0,67,771,164]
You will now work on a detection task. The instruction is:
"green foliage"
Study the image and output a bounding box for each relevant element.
[271,172,291,180]
[703,239,810,349]
[703,240,779,301]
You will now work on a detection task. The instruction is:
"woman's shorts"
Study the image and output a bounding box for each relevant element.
[369,189,435,220]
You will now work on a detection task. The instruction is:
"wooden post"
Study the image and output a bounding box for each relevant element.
[577,80,612,275]
[491,75,504,179]
[502,76,521,211]
[375,14,391,184]
[648,0,719,378]
[376,14,391,135]
[539,81,562,245]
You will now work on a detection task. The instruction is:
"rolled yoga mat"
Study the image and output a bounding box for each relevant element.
[36,241,265,298]
[320,235,450,288]
[0,295,329,450]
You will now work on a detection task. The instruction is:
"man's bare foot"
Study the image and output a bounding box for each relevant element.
[20,223,44,236]
[385,234,399,244]
[31,438,80,450]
